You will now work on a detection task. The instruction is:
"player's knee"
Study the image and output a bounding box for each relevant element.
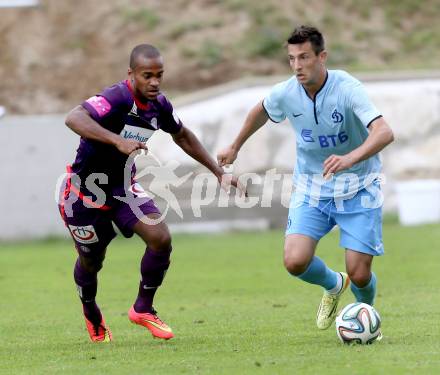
[347,268,370,288]
[80,255,105,274]
[85,261,103,274]
[283,246,309,275]
[149,230,172,252]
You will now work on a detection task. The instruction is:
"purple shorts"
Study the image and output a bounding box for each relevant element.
[58,178,160,256]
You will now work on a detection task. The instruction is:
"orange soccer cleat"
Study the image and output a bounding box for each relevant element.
[128,305,174,340]
[84,315,112,342]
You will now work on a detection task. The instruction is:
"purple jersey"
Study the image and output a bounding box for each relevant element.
[71,80,182,191]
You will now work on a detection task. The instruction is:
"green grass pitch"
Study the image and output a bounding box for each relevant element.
[1,222,439,374]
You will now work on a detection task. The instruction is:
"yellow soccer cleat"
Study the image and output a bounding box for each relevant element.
[316,272,350,330]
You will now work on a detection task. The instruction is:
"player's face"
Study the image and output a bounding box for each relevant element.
[128,56,164,101]
[287,42,326,87]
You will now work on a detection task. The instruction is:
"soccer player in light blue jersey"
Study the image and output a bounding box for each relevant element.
[218,26,394,331]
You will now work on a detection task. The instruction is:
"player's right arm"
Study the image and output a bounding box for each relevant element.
[65,105,147,155]
[217,100,268,166]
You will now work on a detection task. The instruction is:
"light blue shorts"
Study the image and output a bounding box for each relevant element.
[285,183,384,256]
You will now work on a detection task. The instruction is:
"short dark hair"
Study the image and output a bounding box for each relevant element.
[129,44,161,69]
[286,26,325,55]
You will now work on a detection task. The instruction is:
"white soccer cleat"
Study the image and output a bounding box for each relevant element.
[316,272,350,330]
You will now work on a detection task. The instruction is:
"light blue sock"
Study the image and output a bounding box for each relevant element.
[296,256,338,290]
[350,272,377,305]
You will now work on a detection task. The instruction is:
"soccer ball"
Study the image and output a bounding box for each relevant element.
[335,302,381,344]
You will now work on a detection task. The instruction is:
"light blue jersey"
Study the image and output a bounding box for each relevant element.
[263,70,382,200]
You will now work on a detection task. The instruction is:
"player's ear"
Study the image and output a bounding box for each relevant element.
[127,67,133,78]
[319,50,327,64]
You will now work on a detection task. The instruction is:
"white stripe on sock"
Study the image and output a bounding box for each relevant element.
[327,273,343,295]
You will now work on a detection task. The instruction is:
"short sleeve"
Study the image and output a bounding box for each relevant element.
[348,83,382,128]
[157,95,183,134]
[81,84,130,123]
[262,83,286,123]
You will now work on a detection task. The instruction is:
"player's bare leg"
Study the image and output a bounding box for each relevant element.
[128,213,174,339]
[284,234,349,330]
[345,250,375,305]
[345,249,381,339]
[283,234,317,275]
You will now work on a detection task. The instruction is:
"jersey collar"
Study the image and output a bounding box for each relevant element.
[125,79,150,110]
[301,70,329,101]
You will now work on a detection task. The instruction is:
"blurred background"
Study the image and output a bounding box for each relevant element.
[1,0,439,240]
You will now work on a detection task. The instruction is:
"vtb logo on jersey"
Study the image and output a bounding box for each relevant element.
[332,109,344,123]
[300,129,349,148]
[301,129,315,143]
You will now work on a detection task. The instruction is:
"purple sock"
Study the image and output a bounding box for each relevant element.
[74,258,102,325]
[134,246,172,313]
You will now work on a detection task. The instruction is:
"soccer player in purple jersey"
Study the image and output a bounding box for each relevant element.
[58,44,242,342]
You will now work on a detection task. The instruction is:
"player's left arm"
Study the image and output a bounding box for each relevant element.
[323,117,394,178]
[172,126,223,179]
[172,126,246,195]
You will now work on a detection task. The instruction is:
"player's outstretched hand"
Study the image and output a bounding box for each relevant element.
[115,137,148,156]
[219,173,248,197]
[323,154,355,179]
[217,145,238,167]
